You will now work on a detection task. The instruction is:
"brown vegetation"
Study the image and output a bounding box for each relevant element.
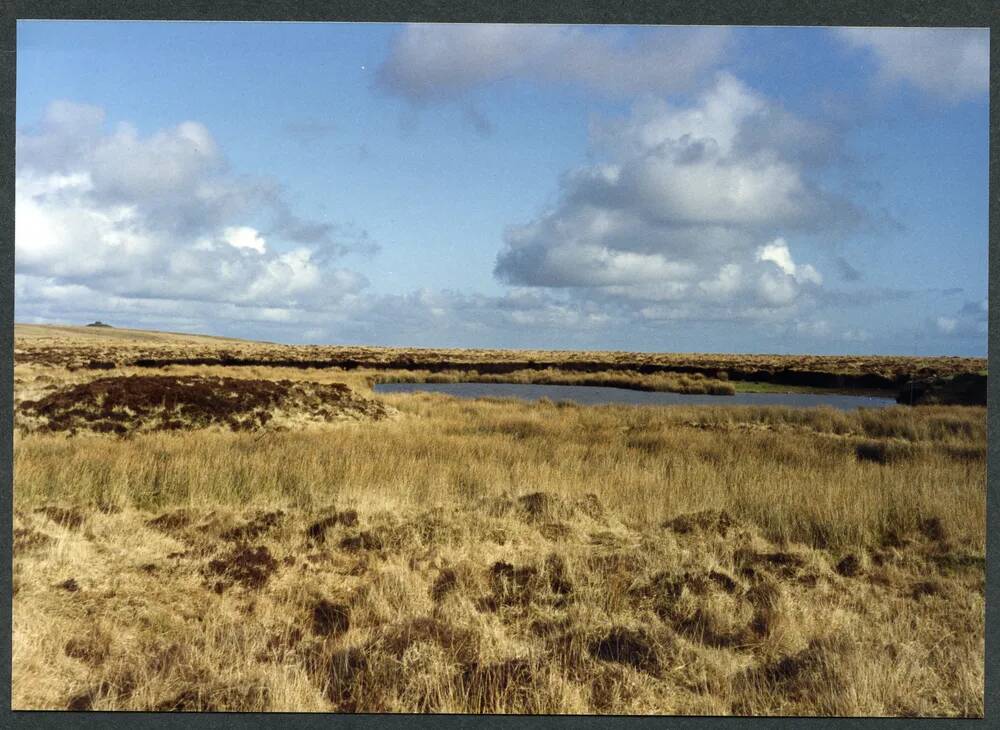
[372,367,737,395]
[12,478,984,714]
[14,323,985,393]
[17,374,392,435]
[10,325,985,715]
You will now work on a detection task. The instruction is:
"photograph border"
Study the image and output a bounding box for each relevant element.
[1,1,995,728]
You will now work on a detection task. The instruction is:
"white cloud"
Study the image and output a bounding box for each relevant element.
[835,27,988,102]
[377,24,731,104]
[16,168,155,279]
[756,270,799,307]
[89,120,221,204]
[757,239,796,275]
[494,74,846,320]
[698,263,742,300]
[757,239,822,285]
[224,226,267,254]
[13,106,627,344]
[16,101,369,323]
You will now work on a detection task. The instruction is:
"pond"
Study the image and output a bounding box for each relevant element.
[373,382,897,410]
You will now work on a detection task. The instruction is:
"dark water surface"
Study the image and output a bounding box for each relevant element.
[374,382,896,410]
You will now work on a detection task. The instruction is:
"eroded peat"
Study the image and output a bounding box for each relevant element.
[17,374,392,434]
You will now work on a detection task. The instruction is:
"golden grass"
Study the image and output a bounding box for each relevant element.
[13,394,985,547]
[10,328,986,714]
[14,322,257,344]
[12,383,986,715]
[370,367,737,395]
[14,322,985,384]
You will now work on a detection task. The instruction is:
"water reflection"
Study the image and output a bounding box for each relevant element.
[373,382,895,411]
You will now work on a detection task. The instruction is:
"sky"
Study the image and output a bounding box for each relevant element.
[14,22,989,355]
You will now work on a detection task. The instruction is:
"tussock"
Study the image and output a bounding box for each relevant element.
[12,330,985,715]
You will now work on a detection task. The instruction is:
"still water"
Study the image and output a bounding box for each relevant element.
[374,382,896,410]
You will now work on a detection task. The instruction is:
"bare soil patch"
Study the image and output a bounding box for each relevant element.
[13,527,53,554]
[148,509,193,532]
[222,511,285,542]
[339,531,384,552]
[205,546,279,590]
[311,600,350,638]
[588,627,663,674]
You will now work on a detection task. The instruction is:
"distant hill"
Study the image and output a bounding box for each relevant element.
[14,322,260,345]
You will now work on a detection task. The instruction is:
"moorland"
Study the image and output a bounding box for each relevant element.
[11,324,986,715]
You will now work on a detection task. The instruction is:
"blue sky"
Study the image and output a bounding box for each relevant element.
[14,22,989,355]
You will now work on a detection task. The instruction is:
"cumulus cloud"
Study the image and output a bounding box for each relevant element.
[835,27,988,102]
[698,263,742,301]
[14,101,627,345]
[757,239,822,285]
[16,101,370,322]
[377,24,730,103]
[494,74,857,321]
[223,226,267,254]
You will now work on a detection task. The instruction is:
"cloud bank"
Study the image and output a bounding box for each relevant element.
[16,101,369,325]
[835,27,988,102]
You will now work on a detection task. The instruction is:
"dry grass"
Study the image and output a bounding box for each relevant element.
[370,367,737,395]
[10,327,985,715]
[15,323,985,388]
